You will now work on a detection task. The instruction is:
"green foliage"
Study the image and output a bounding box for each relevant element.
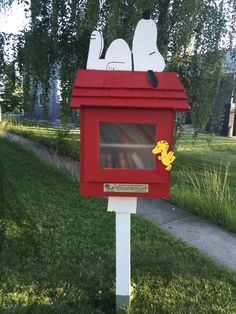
[209,73,236,134]
[1,0,235,129]
[168,1,228,135]
[16,0,101,123]
[0,137,236,313]
[0,33,4,76]
[0,62,23,114]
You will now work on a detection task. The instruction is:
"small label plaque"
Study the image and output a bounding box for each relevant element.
[104,183,149,193]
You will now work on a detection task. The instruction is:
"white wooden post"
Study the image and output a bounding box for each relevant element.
[108,196,137,308]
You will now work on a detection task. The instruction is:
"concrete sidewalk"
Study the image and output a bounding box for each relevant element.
[5,133,80,179]
[138,198,236,272]
[5,132,236,272]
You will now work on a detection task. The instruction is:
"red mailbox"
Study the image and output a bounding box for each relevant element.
[70,69,189,198]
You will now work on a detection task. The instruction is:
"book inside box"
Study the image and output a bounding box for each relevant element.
[99,122,156,169]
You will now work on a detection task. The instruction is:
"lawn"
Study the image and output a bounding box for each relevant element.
[171,134,236,232]
[6,122,80,160]
[4,121,236,233]
[0,137,236,313]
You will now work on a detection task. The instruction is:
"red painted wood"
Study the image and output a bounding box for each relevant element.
[70,70,190,111]
[71,97,189,110]
[80,107,174,197]
[73,69,184,90]
[71,69,190,198]
[72,87,187,99]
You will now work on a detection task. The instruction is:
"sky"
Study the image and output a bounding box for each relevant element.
[0,2,29,34]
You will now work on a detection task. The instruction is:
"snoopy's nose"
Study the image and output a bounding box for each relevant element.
[147,70,158,88]
[142,10,150,20]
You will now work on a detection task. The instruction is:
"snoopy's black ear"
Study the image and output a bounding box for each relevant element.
[143,10,151,20]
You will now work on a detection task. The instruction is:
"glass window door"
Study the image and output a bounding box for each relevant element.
[99,122,156,169]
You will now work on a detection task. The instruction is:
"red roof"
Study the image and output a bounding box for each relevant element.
[70,69,190,111]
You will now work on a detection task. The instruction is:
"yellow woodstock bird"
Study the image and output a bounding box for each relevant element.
[152,140,176,171]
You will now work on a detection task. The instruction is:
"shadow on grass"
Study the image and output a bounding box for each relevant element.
[0,138,236,313]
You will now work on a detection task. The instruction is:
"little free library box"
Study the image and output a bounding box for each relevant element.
[70,69,190,198]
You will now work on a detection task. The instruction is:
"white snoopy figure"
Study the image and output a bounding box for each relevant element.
[86,10,165,72]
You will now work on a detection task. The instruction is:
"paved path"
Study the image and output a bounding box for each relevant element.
[138,198,236,272]
[6,133,80,179]
[4,132,236,272]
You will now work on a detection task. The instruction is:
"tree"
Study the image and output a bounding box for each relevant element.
[14,0,100,123]
[100,0,235,134]
[0,62,23,114]
[1,0,236,131]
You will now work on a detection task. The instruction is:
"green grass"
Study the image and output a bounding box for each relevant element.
[3,122,236,232]
[6,122,80,160]
[0,138,236,313]
[171,134,236,232]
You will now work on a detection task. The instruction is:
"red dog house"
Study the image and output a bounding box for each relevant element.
[70,69,189,198]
